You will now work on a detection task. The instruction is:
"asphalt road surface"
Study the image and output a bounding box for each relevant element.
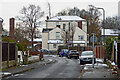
[7,55,83,79]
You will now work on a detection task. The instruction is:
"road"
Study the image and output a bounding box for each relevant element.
[8,55,83,79]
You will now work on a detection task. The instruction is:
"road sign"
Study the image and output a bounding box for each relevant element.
[90,36,97,43]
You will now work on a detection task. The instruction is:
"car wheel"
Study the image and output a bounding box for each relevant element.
[80,62,83,65]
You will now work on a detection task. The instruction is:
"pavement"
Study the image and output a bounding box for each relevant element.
[80,59,118,79]
[0,55,56,79]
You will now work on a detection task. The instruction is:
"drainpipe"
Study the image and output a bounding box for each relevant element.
[0,18,3,71]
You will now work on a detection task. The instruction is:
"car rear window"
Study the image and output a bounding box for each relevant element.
[70,50,77,53]
[62,49,68,52]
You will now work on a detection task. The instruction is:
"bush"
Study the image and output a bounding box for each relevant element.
[105,36,117,60]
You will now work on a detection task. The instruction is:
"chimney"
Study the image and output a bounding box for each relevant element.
[47,16,49,20]
[78,21,82,29]
[9,18,15,39]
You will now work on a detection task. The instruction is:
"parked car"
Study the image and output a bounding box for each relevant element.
[67,50,79,59]
[59,49,69,57]
[40,49,49,54]
[79,51,96,65]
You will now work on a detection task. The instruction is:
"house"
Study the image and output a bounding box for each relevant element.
[42,16,87,51]
[101,29,120,39]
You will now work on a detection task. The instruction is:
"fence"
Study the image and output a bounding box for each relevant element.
[95,46,104,58]
[117,42,120,69]
[2,42,17,68]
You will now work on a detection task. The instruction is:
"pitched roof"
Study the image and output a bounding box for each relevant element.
[47,16,85,22]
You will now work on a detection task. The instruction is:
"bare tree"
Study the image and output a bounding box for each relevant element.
[17,4,44,49]
[69,22,76,47]
[61,22,76,47]
[102,16,120,30]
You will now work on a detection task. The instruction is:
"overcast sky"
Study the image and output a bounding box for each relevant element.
[0,0,120,31]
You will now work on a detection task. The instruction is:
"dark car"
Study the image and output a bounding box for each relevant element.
[67,50,79,59]
[40,49,49,54]
[59,49,69,57]
[79,51,96,65]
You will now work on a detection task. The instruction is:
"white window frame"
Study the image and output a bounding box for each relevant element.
[56,22,59,26]
[53,44,57,48]
[63,24,66,31]
[78,35,84,40]
[56,32,60,39]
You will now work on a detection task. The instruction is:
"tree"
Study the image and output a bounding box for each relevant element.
[17,4,44,49]
[102,16,120,30]
[56,7,81,17]
[105,36,117,60]
[61,22,76,47]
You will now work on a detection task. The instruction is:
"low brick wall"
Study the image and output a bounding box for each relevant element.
[2,60,16,69]
[2,61,7,69]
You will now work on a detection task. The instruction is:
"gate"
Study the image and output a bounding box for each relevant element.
[117,42,120,69]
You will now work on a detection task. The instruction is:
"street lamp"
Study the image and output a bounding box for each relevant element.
[96,7,105,45]
[96,7,106,62]
[0,17,3,74]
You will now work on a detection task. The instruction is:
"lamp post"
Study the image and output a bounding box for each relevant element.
[96,7,105,45]
[0,17,3,72]
[97,7,106,62]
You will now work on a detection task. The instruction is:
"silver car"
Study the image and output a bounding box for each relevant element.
[79,51,96,65]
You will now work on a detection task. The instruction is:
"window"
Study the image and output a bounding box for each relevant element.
[56,22,60,28]
[56,32,60,39]
[78,35,84,40]
[63,24,66,31]
[53,44,56,48]
[56,22,59,25]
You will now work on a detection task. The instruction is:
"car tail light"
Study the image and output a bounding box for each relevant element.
[69,53,72,55]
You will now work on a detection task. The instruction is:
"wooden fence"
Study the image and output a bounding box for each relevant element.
[2,42,17,68]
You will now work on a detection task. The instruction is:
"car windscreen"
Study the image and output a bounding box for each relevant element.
[81,51,93,56]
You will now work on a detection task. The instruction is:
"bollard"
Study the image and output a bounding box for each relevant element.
[23,54,28,65]
[39,51,43,61]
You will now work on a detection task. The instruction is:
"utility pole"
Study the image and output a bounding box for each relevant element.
[48,2,51,18]
[92,33,95,68]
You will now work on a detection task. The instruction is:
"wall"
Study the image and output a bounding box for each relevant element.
[74,27,87,46]
[49,27,62,40]
[42,32,48,49]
